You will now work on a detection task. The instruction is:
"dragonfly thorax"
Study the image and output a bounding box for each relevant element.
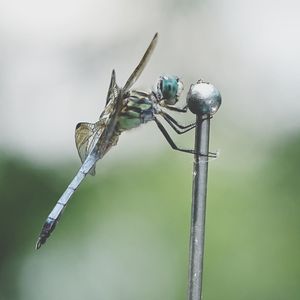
[117,91,155,132]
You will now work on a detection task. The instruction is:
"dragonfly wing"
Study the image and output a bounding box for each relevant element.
[75,122,94,162]
[123,33,158,93]
[75,121,105,175]
[105,69,119,105]
[36,34,159,249]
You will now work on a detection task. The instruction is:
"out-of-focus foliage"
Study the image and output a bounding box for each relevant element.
[0,153,68,299]
[205,136,300,300]
[0,135,299,300]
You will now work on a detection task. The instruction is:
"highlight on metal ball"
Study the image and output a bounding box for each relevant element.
[186,80,222,116]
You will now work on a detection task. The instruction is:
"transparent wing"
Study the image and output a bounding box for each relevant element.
[75,121,105,175]
[123,33,158,93]
[37,35,160,249]
[76,31,155,166]
[105,69,118,105]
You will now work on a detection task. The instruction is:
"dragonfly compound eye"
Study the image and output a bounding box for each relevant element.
[159,75,182,105]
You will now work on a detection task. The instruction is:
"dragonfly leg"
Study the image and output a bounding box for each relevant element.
[164,104,188,113]
[162,112,213,133]
[154,117,217,157]
[161,112,195,134]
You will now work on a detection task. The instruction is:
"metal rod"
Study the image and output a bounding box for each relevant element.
[188,115,210,300]
[186,80,221,300]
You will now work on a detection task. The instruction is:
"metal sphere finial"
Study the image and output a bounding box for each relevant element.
[186,80,221,116]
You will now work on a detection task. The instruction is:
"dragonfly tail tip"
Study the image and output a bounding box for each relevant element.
[35,239,42,250]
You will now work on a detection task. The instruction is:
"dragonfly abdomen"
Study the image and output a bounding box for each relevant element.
[118,95,154,131]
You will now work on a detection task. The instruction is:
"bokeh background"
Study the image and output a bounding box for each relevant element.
[1,0,300,299]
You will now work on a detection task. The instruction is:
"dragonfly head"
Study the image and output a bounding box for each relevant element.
[156,75,183,105]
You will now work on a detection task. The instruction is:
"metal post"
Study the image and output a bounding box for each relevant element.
[186,80,221,300]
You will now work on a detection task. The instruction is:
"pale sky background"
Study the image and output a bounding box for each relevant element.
[0,0,300,165]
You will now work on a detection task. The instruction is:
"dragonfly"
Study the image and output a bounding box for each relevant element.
[36,32,211,249]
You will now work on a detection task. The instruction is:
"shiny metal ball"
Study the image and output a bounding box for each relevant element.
[186,80,221,115]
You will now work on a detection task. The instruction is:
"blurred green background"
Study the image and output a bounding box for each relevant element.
[1,0,300,299]
[1,137,300,300]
